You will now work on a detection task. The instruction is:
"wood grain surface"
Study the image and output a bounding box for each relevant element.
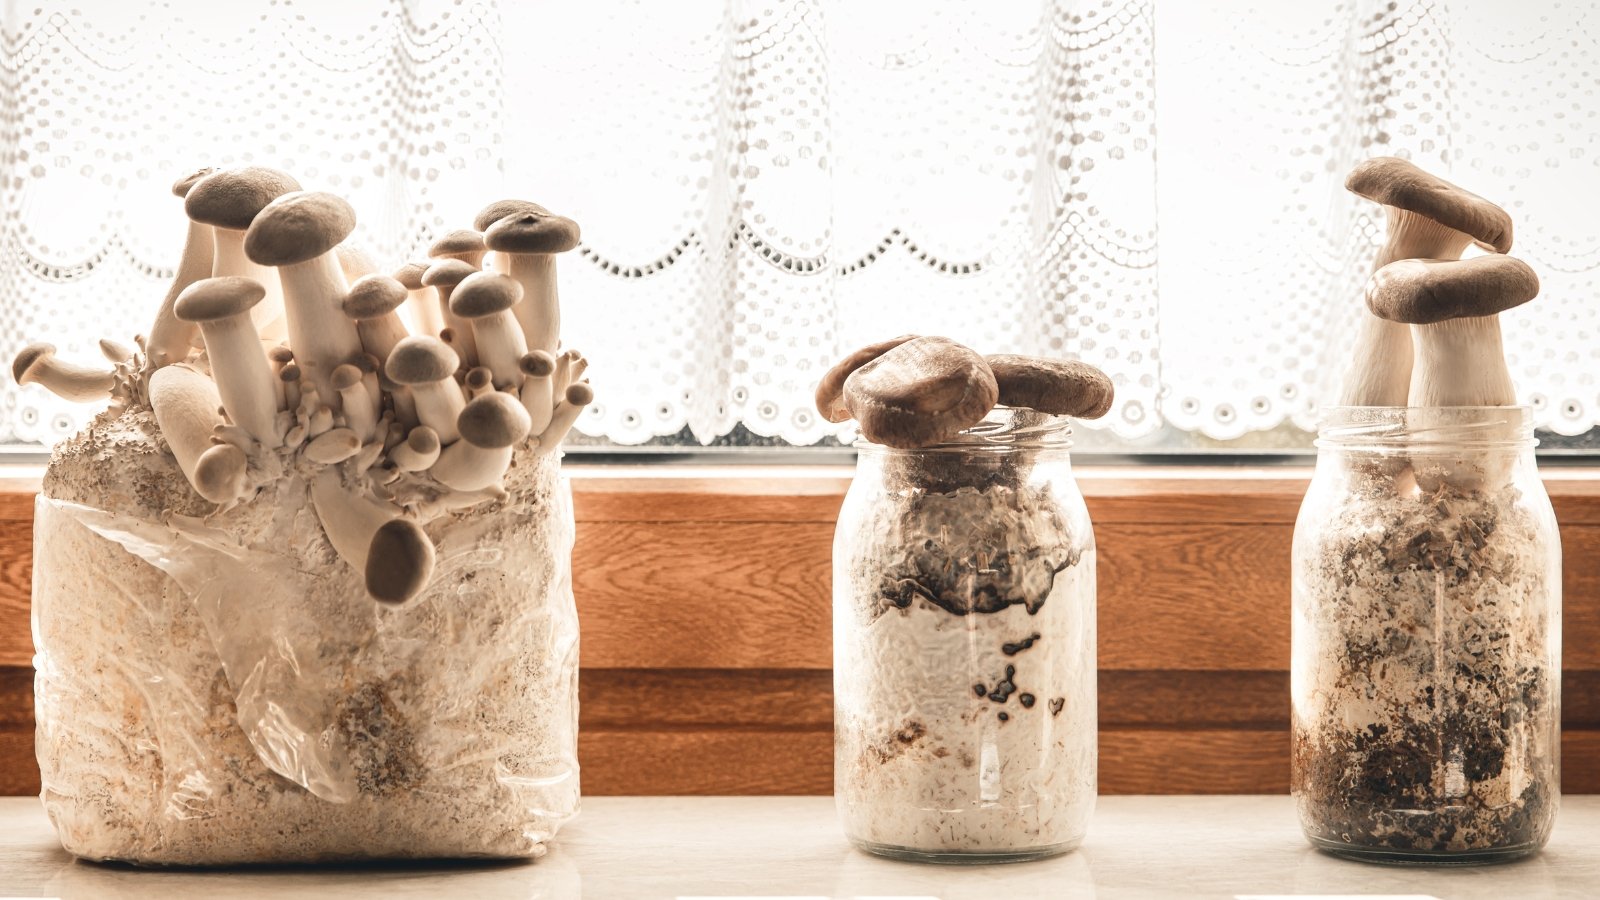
[2,467,1598,796]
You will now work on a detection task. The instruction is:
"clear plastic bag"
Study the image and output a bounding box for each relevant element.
[32,450,579,864]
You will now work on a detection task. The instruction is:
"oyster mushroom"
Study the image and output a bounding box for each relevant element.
[1341,158,1514,406]
[535,382,594,455]
[391,425,441,472]
[815,334,919,423]
[518,350,558,433]
[431,391,532,491]
[385,336,465,444]
[144,167,218,371]
[481,207,581,354]
[173,276,281,448]
[429,229,487,268]
[422,259,481,367]
[243,191,364,406]
[985,354,1114,419]
[451,271,528,388]
[366,518,436,605]
[148,364,247,504]
[463,366,495,400]
[841,336,999,449]
[309,470,433,604]
[184,166,302,341]
[341,274,412,363]
[11,343,115,403]
[330,363,378,442]
[393,261,444,336]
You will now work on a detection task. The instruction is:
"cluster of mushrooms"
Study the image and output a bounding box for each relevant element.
[12,166,591,604]
[814,335,1114,447]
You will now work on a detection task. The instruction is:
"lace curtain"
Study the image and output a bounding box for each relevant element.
[3,0,1596,447]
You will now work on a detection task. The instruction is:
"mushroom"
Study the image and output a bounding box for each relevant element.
[518,350,558,433]
[148,364,247,503]
[144,168,219,371]
[305,427,362,464]
[11,343,115,403]
[1341,158,1514,406]
[840,336,999,449]
[337,244,379,283]
[431,391,532,491]
[243,191,364,407]
[173,276,281,447]
[450,271,528,387]
[393,262,444,336]
[309,470,434,604]
[985,354,1115,419]
[279,362,303,413]
[385,336,465,444]
[1365,255,1540,409]
[535,382,594,455]
[391,425,441,472]
[341,274,412,363]
[330,363,378,442]
[464,366,495,400]
[429,229,487,268]
[815,335,918,423]
[481,208,581,354]
[422,259,481,367]
[184,166,302,341]
[99,338,137,365]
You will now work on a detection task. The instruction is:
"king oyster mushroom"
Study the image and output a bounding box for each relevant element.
[173,276,281,448]
[184,166,302,341]
[481,206,581,355]
[11,343,115,403]
[986,354,1115,419]
[144,167,218,372]
[814,334,919,424]
[842,336,999,449]
[431,391,532,491]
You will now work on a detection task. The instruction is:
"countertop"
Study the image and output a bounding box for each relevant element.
[2,795,1597,899]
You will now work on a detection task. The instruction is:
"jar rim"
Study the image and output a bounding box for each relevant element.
[853,406,1074,454]
[1316,405,1537,451]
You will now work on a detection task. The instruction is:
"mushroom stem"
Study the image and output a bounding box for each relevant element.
[535,382,594,455]
[149,364,244,503]
[411,379,465,444]
[1410,316,1515,407]
[503,253,560,354]
[518,350,557,433]
[430,392,531,491]
[145,218,215,371]
[11,344,115,403]
[332,364,377,442]
[177,278,281,448]
[310,469,433,604]
[391,425,441,472]
[275,252,363,406]
[212,229,287,341]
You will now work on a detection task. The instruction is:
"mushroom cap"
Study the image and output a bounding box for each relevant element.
[1365,255,1540,325]
[330,363,364,393]
[450,271,523,318]
[421,258,478,288]
[483,211,581,255]
[173,276,267,323]
[185,166,302,231]
[564,382,595,406]
[429,229,486,259]
[815,334,918,423]
[243,191,358,267]
[519,349,557,378]
[392,262,428,291]
[464,366,493,392]
[385,336,461,385]
[342,274,409,320]
[457,391,532,449]
[986,354,1115,419]
[406,425,440,454]
[365,518,435,605]
[268,345,295,365]
[357,353,380,376]
[12,343,56,385]
[1346,157,1514,254]
[472,199,551,233]
[194,443,249,504]
[842,336,999,449]
[279,363,302,384]
[171,167,216,199]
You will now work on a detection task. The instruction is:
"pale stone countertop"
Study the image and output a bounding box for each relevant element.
[1,795,1597,899]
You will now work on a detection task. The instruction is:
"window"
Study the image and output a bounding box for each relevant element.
[4,1,1597,458]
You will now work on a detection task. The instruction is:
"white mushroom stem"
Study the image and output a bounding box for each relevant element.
[149,365,241,503]
[98,338,136,365]
[277,253,363,409]
[384,376,419,429]
[404,286,444,336]
[13,348,115,403]
[332,365,378,442]
[309,404,334,437]
[469,312,527,388]
[145,219,215,370]
[431,438,514,492]
[212,229,287,341]
[391,426,441,472]
[519,363,555,434]
[195,309,281,448]
[503,253,560,354]
[411,377,466,444]
[435,285,479,367]
[280,364,302,413]
[310,469,401,578]
[355,311,410,364]
[536,383,593,455]
[464,367,495,400]
[1411,316,1515,408]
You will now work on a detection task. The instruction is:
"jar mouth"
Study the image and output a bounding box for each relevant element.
[1316,405,1537,451]
[854,406,1074,454]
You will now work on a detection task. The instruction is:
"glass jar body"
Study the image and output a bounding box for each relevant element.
[832,414,1096,863]
[1291,407,1561,865]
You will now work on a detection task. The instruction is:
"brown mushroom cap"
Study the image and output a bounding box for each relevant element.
[406,426,440,455]
[243,191,358,267]
[365,518,435,605]
[194,443,249,504]
[483,211,581,255]
[450,271,523,318]
[184,166,302,231]
[472,199,551,233]
[173,276,267,322]
[429,229,486,259]
[519,350,557,378]
[814,334,918,423]
[393,262,428,291]
[342,274,409,320]
[12,343,55,385]
[842,336,999,449]
[464,366,493,393]
[385,335,461,385]
[1346,157,1514,254]
[986,354,1114,419]
[421,258,478,288]
[565,382,595,406]
[172,167,216,199]
[1365,255,1540,325]
[457,390,532,448]
[330,363,364,393]
[268,345,295,365]
[279,363,302,384]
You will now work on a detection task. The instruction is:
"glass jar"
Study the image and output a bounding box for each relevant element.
[1291,406,1561,864]
[833,407,1096,863]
